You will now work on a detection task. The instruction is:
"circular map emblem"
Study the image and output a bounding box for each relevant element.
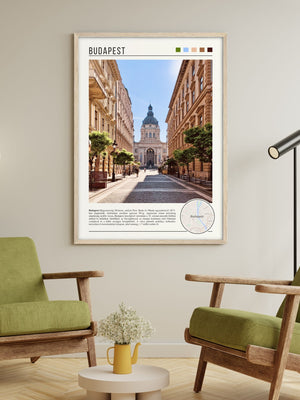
[180,199,215,234]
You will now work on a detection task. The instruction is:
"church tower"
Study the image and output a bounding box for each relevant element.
[134,105,168,168]
[140,104,161,142]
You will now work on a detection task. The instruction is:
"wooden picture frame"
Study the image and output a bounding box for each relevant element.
[74,33,227,244]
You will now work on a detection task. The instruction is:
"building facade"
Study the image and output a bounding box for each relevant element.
[89,60,134,178]
[166,60,212,180]
[134,105,168,168]
[116,81,134,153]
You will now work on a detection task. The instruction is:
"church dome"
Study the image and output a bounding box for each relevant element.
[142,104,158,125]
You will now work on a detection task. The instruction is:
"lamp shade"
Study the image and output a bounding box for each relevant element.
[268,130,300,159]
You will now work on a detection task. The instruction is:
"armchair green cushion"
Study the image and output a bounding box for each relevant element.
[189,307,300,354]
[0,237,48,304]
[0,300,91,336]
[0,237,91,337]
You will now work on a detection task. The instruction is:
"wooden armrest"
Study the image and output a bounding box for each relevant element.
[43,271,104,280]
[256,284,300,295]
[185,274,291,286]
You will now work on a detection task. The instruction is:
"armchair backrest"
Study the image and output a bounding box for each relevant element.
[0,237,48,304]
[276,268,300,322]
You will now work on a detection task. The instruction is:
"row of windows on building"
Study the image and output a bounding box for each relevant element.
[174,105,204,131]
[171,115,203,149]
[99,60,113,85]
[173,84,205,130]
[173,114,203,139]
[139,154,162,163]
[176,75,204,112]
[135,148,167,154]
[145,132,156,138]
[94,111,113,133]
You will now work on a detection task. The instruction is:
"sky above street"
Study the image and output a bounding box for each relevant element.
[117,60,182,143]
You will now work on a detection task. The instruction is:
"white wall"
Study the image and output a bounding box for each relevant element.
[1,0,300,356]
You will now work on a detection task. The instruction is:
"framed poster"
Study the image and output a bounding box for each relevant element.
[74,33,227,244]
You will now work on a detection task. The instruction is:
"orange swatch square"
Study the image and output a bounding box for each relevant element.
[199,47,205,52]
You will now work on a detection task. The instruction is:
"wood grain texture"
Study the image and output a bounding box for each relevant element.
[74,32,227,38]
[0,339,89,360]
[204,347,274,383]
[256,284,300,295]
[30,357,40,364]
[269,295,300,400]
[193,347,207,392]
[0,358,299,400]
[185,293,300,400]
[0,324,96,344]
[43,271,104,279]
[185,274,292,285]
[247,345,300,373]
[185,329,245,358]
[77,278,93,316]
[194,282,224,391]
[209,282,225,307]
[0,264,98,364]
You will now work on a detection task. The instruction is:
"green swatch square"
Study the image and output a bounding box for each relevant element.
[175,47,181,52]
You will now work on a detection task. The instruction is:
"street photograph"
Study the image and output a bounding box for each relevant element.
[88,59,213,204]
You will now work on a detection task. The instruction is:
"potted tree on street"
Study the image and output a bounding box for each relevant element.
[89,131,112,189]
[114,149,134,178]
[183,123,212,181]
[174,148,196,182]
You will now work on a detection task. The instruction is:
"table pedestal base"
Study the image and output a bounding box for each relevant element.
[137,390,162,400]
[111,394,135,400]
[86,390,110,400]
[86,391,162,400]
[79,365,169,400]
[87,391,110,400]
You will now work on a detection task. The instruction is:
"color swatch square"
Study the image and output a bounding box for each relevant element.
[183,47,189,52]
[191,47,197,52]
[175,47,181,52]
[207,47,213,52]
[199,47,205,52]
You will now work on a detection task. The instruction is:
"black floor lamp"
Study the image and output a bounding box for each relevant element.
[268,130,300,276]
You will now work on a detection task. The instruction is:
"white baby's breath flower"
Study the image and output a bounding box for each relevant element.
[98,302,155,344]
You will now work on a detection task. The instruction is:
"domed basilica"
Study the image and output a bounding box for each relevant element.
[134,105,168,168]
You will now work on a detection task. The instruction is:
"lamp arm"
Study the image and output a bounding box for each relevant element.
[268,130,300,159]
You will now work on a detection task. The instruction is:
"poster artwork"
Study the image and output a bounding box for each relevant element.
[74,33,226,244]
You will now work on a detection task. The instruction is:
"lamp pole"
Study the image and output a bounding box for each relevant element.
[268,130,300,276]
[112,140,117,182]
[294,147,297,277]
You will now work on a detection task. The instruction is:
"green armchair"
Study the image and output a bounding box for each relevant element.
[0,237,103,366]
[185,271,300,400]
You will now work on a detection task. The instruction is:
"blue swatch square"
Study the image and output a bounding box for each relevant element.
[183,47,189,52]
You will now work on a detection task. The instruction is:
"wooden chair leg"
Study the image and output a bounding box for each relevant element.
[192,283,224,393]
[87,337,97,367]
[268,295,300,400]
[194,347,207,392]
[30,357,40,363]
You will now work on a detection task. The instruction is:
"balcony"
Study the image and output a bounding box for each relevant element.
[89,70,107,100]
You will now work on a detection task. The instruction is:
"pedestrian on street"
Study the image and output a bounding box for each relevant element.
[144,168,146,173]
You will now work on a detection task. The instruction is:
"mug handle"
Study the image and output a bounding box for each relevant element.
[106,346,115,365]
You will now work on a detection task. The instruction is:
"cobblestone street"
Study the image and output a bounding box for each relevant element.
[89,170,212,203]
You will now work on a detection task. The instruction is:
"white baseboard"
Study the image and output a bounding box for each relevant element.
[96,342,200,358]
[50,342,200,359]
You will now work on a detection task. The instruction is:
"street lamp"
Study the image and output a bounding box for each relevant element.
[112,139,117,182]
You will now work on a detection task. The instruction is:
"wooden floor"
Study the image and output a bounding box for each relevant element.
[0,358,299,400]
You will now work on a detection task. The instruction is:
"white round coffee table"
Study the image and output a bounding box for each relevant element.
[78,365,169,400]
